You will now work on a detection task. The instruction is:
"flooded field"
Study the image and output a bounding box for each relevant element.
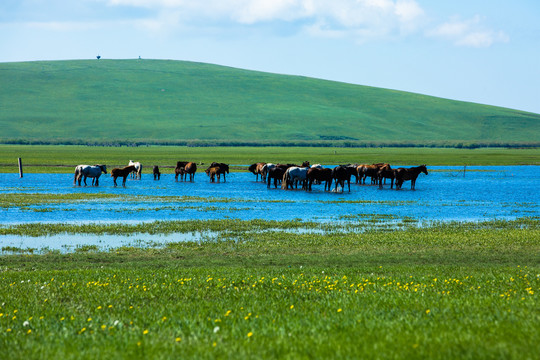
[1,166,538,252]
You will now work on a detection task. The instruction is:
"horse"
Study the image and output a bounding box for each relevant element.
[74,164,107,186]
[377,164,395,189]
[358,163,386,184]
[332,165,352,192]
[266,165,287,188]
[261,163,276,183]
[282,166,309,190]
[128,160,142,180]
[205,165,228,183]
[153,166,161,180]
[111,165,136,187]
[306,167,333,191]
[248,162,266,181]
[209,162,229,181]
[394,165,428,190]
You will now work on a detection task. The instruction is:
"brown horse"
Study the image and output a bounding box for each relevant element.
[306,167,333,191]
[209,163,229,181]
[358,163,384,184]
[395,165,428,190]
[248,162,266,181]
[175,161,197,181]
[111,165,136,187]
[377,164,395,189]
[331,165,351,192]
[206,164,229,182]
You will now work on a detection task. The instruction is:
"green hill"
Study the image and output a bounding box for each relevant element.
[0,59,538,147]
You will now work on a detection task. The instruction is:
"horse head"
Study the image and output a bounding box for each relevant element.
[99,165,107,174]
[421,165,428,175]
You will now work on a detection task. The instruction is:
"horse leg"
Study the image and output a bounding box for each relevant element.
[123,175,127,187]
[347,179,351,192]
[113,176,118,187]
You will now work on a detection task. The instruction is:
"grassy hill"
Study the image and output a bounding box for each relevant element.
[0,59,538,147]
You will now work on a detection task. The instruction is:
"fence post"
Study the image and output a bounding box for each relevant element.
[18,158,23,178]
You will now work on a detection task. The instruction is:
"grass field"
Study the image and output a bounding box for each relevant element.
[1,59,539,146]
[0,219,538,359]
[1,145,539,173]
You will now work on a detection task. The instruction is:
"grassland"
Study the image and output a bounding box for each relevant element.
[0,145,538,173]
[0,219,538,359]
[1,59,539,146]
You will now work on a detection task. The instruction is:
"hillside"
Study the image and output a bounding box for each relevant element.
[0,59,538,147]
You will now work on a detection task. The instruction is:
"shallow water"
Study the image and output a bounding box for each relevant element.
[1,166,538,224]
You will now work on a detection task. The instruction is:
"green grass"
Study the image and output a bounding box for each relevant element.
[0,220,539,359]
[1,145,538,173]
[1,59,539,146]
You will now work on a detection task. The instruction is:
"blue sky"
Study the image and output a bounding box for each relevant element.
[2,0,539,114]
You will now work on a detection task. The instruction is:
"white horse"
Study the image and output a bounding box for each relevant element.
[281,166,308,190]
[74,164,107,186]
[128,160,142,180]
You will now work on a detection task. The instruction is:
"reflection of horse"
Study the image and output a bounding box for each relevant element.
[111,165,136,187]
[395,165,428,190]
[248,162,266,181]
[175,162,197,181]
[128,160,142,179]
[282,166,309,190]
[74,164,107,186]
[306,167,332,191]
[332,165,351,192]
[153,166,161,180]
[205,164,228,182]
[377,164,395,189]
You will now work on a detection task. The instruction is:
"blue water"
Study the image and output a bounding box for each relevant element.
[0,166,538,224]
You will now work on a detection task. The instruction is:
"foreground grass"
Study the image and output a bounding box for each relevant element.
[0,145,539,173]
[0,220,539,359]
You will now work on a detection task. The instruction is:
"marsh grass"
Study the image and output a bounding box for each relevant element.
[0,219,539,359]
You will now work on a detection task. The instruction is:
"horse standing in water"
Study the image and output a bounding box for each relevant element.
[248,162,266,181]
[111,165,137,187]
[153,166,161,180]
[128,160,142,180]
[332,165,352,192]
[74,164,107,186]
[394,165,428,190]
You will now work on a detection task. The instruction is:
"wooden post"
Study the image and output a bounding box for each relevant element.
[18,158,23,178]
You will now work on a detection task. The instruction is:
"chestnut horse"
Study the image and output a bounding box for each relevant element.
[111,165,136,187]
[395,165,428,190]
[175,161,197,181]
[377,164,395,189]
[248,162,266,181]
[205,164,228,182]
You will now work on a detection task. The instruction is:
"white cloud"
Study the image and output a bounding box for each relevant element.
[103,0,426,41]
[427,15,509,48]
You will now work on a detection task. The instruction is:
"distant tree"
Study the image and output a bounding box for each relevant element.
[96,55,101,60]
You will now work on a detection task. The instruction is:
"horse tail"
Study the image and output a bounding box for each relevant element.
[74,167,79,185]
[281,170,289,189]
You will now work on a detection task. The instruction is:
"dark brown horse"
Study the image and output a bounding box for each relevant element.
[331,165,351,192]
[248,162,266,181]
[209,163,229,181]
[395,165,428,190]
[153,166,161,180]
[266,165,287,188]
[377,164,395,189]
[306,167,333,191]
[111,165,136,187]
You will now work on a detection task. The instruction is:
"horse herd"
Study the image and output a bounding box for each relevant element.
[250,162,428,192]
[73,160,427,191]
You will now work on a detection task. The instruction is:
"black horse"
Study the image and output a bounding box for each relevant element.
[331,165,351,192]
